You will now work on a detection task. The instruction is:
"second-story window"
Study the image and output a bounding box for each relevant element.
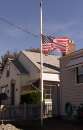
[76,66,83,84]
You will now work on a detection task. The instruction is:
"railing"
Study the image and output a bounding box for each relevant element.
[0,103,53,121]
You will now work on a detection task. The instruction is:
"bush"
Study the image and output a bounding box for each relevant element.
[21,90,41,104]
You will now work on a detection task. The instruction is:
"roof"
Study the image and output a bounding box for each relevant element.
[22,51,60,73]
[66,56,83,69]
[60,48,83,60]
[12,59,28,74]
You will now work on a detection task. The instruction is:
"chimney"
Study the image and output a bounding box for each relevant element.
[62,41,76,56]
[66,42,76,54]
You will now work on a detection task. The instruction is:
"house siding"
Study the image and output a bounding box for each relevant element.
[60,50,83,116]
[0,61,21,105]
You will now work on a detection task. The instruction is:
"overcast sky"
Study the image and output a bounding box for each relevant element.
[0,0,83,56]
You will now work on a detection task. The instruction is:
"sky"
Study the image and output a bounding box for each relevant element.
[0,0,83,56]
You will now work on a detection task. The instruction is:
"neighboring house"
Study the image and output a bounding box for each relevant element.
[0,50,60,116]
[0,57,28,106]
[60,49,83,116]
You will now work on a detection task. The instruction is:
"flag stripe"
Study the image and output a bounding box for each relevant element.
[42,35,71,54]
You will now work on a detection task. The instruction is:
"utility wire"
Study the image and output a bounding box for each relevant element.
[0,17,57,40]
[0,17,39,38]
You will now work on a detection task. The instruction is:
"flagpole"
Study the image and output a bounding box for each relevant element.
[40,0,43,126]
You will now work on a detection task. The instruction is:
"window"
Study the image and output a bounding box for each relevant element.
[44,87,52,99]
[1,87,6,93]
[11,83,15,105]
[1,85,8,93]
[6,70,10,77]
[76,66,83,84]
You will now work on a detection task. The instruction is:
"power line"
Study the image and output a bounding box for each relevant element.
[0,17,57,41]
[0,17,39,38]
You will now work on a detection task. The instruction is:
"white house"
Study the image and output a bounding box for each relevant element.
[0,50,60,116]
[60,49,83,116]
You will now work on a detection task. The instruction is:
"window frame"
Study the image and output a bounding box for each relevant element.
[44,87,52,100]
[76,66,83,84]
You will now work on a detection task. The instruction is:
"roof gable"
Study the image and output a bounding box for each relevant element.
[22,51,60,73]
[12,59,28,74]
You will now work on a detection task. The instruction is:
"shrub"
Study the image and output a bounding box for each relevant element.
[20,90,41,104]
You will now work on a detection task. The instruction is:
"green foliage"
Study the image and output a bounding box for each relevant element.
[21,90,41,104]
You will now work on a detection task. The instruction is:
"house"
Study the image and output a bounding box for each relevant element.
[60,49,83,116]
[0,50,60,116]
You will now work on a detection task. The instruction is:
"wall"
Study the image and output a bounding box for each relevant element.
[60,50,83,116]
[0,60,21,105]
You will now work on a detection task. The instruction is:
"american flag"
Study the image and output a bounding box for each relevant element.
[42,35,55,54]
[42,35,68,54]
[53,36,72,53]
[53,37,70,45]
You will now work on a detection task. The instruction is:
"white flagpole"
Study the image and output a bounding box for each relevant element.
[40,0,43,126]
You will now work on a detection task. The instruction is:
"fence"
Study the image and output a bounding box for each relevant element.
[0,103,53,121]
